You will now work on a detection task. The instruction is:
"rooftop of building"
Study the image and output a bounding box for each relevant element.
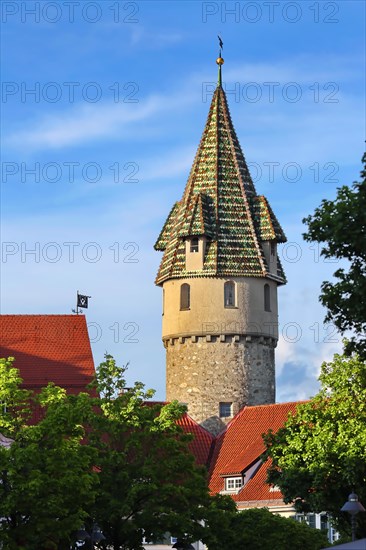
[208,401,306,502]
[0,314,95,390]
[155,56,286,286]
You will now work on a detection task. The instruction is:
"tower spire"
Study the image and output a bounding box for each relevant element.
[217,35,224,87]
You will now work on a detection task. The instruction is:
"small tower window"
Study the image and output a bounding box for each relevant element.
[270,241,276,256]
[264,284,271,312]
[180,283,190,310]
[219,402,232,418]
[190,237,199,253]
[224,281,236,307]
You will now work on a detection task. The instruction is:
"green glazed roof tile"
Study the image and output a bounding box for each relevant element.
[154,202,181,251]
[252,196,287,243]
[155,85,286,286]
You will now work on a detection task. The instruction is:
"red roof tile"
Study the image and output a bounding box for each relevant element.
[177,413,215,466]
[208,402,305,502]
[0,315,95,390]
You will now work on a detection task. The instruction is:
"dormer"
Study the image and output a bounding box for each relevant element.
[178,193,215,272]
[221,458,262,495]
[252,195,287,280]
[262,240,277,275]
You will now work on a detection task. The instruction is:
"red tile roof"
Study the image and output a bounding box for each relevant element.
[0,315,95,391]
[177,413,215,467]
[208,402,305,503]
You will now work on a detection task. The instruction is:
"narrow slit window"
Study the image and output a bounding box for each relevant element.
[190,238,199,253]
[224,281,235,307]
[264,283,271,312]
[180,283,190,310]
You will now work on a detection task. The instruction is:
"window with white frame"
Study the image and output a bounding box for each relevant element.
[225,477,243,491]
[295,513,316,529]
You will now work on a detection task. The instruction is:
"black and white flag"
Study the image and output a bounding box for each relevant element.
[77,293,89,309]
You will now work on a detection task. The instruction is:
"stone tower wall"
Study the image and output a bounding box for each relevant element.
[162,276,279,434]
[165,334,276,435]
[162,277,279,339]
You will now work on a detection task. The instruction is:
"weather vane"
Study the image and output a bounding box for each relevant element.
[218,35,223,56]
[217,35,224,86]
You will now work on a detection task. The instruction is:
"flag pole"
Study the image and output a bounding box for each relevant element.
[76,290,79,315]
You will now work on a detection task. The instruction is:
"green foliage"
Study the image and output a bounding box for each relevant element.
[0,355,212,549]
[0,359,98,549]
[0,357,31,436]
[201,494,238,549]
[303,152,366,356]
[87,354,209,549]
[264,351,366,539]
[204,507,328,550]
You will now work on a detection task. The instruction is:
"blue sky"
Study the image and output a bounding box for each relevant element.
[1,0,365,402]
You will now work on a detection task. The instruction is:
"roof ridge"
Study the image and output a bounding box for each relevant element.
[214,400,308,437]
[218,89,266,275]
[0,314,84,317]
[183,412,216,438]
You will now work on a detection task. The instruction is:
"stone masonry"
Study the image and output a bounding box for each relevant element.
[165,335,276,435]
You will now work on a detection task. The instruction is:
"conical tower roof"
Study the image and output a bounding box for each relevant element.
[155,59,286,286]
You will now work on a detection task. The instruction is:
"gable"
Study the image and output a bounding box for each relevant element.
[0,314,95,391]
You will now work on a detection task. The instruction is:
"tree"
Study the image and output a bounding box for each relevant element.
[86,354,211,550]
[0,358,98,550]
[203,507,327,550]
[0,356,213,549]
[263,351,366,539]
[303,153,366,357]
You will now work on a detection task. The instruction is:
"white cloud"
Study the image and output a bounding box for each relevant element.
[275,335,342,402]
[5,98,160,150]
[129,25,183,48]
[4,88,199,152]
